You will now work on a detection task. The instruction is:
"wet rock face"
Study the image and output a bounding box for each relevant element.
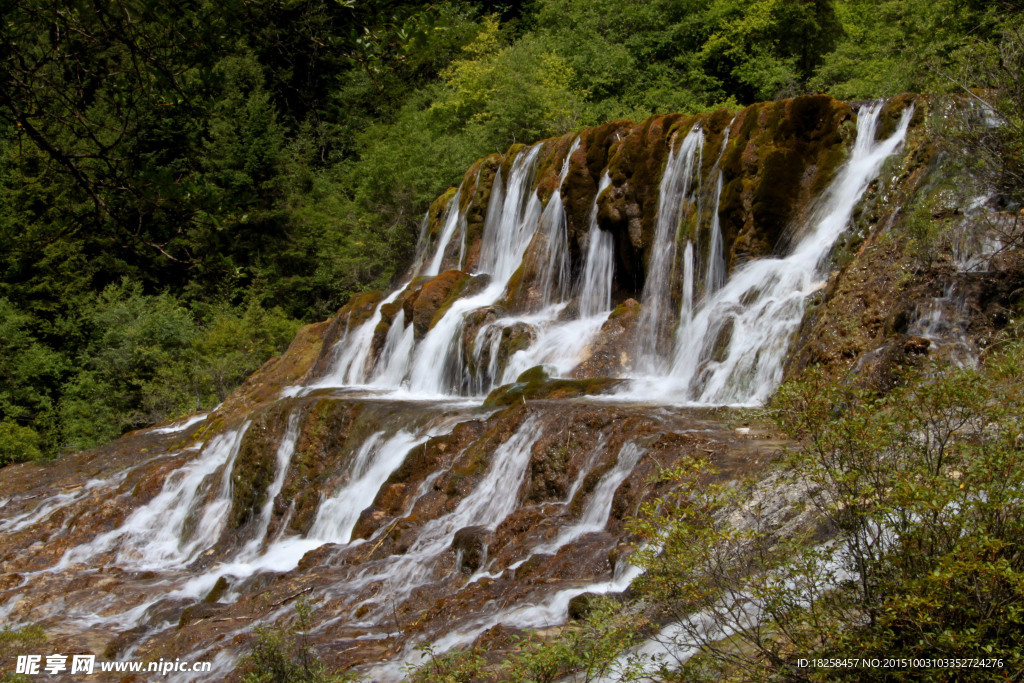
[403,269,472,339]
[721,96,853,264]
[572,298,642,378]
[452,525,490,574]
[0,389,782,677]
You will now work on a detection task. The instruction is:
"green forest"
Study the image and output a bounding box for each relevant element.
[1,0,1021,462]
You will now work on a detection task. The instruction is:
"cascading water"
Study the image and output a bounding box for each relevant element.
[539,137,581,307]
[661,103,914,404]
[0,99,926,681]
[680,240,695,327]
[423,189,463,277]
[56,424,251,571]
[634,127,705,372]
[579,172,615,318]
[705,171,726,295]
[307,430,429,543]
[703,119,733,297]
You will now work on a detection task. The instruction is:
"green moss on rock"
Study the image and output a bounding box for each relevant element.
[483,376,623,407]
[229,402,293,530]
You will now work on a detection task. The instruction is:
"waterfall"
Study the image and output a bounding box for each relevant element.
[317,288,403,387]
[634,127,704,372]
[315,103,911,405]
[1,98,936,683]
[424,190,464,277]
[477,145,544,283]
[680,240,695,327]
[56,424,251,571]
[405,146,543,395]
[703,119,733,297]
[239,413,302,559]
[579,172,615,318]
[662,103,914,404]
[371,309,416,386]
[308,430,430,543]
[705,171,726,295]
[539,137,581,307]
[410,211,431,277]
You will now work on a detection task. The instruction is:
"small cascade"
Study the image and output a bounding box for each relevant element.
[906,284,978,367]
[371,309,416,386]
[424,189,464,277]
[663,103,914,404]
[703,119,733,296]
[336,415,545,618]
[318,288,403,386]
[952,194,1006,272]
[478,145,544,283]
[527,441,645,558]
[635,127,705,372]
[405,146,543,395]
[579,172,615,318]
[57,424,250,571]
[308,430,430,543]
[680,241,695,328]
[409,211,431,277]
[538,137,581,307]
[705,171,726,295]
[498,310,606,383]
[239,413,302,559]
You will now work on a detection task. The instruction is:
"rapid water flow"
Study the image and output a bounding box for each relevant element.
[640,103,913,404]
[634,127,705,371]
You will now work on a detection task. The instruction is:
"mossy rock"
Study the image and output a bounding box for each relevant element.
[203,576,230,603]
[483,376,623,407]
[178,602,226,628]
[878,93,922,140]
[534,132,579,204]
[515,365,551,383]
[402,270,471,340]
[427,187,458,239]
[452,525,491,575]
[718,96,854,263]
[462,154,503,272]
[342,290,385,329]
[608,298,641,320]
[229,402,294,529]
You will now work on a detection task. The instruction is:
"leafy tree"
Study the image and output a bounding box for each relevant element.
[58,280,196,450]
[699,0,840,101]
